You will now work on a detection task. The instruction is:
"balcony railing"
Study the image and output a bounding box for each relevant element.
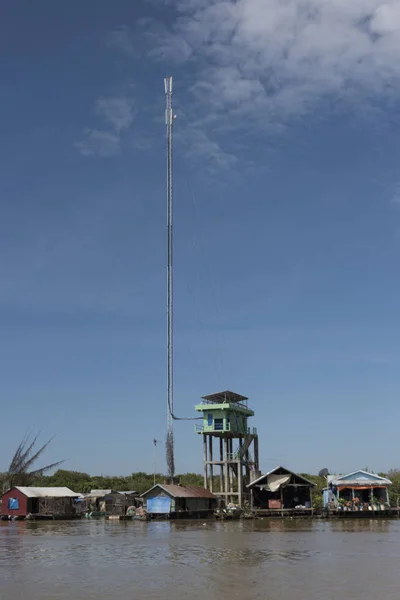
[195,424,258,435]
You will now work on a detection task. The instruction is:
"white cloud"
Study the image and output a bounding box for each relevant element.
[106,25,138,57]
[175,0,400,102]
[142,0,400,165]
[391,183,400,205]
[95,96,135,133]
[76,94,135,158]
[179,127,238,171]
[148,26,193,63]
[371,2,400,33]
[75,129,121,157]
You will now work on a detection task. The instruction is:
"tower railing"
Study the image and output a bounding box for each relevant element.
[198,399,249,409]
[195,424,257,435]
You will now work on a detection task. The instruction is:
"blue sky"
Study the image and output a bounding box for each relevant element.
[1,0,400,478]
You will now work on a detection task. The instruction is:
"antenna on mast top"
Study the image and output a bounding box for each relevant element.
[164,76,172,94]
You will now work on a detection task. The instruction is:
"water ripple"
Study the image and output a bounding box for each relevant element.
[1,519,400,599]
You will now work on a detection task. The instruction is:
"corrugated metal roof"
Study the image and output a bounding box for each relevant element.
[333,479,391,487]
[141,484,216,499]
[102,491,138,497]
[201,390,248,404]
[15,486,79,498]
[247,466,316,489]
[331,470,392,487]
[86,489,113,498]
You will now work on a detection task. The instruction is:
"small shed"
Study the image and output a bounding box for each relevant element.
[104,491,140,516]
[83,489,140,515]
[1,487,80,519]
[141,484,217,518]
[84,489,114,513]
[247,466,315,510]
[325,470,392,509]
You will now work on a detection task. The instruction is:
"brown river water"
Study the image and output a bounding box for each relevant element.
[1,518,400,599]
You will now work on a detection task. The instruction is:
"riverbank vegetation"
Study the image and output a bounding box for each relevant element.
[2,453,400,510]
[0,469,392,509]
[29,470,400,509]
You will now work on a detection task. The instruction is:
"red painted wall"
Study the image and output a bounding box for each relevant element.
[1,488,28,517]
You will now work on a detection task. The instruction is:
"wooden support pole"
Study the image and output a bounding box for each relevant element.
[219,438,224,494]
[238,438,243,505]
[224,438,229,505]
[254,436,259,472]
[245,447,250,485]
[238,461,243,507]
[229,440,234,500]
[209,436,213,493]
[203,435,208,490]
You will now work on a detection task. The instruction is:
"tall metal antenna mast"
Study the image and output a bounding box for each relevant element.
[165,76,175,477]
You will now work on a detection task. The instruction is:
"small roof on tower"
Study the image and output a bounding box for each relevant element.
[201,390,248,404]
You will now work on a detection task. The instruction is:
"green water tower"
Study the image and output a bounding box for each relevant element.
[195,390,259,507]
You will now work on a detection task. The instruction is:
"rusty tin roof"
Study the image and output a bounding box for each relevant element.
[141,484,216,499]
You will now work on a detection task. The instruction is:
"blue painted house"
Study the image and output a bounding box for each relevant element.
[323,470,392,511]
[141,483,217,519]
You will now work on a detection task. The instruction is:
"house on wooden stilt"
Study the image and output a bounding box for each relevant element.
[247,466,315,516]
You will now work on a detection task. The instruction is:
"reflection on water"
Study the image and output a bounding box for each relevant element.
[1,519,400,599]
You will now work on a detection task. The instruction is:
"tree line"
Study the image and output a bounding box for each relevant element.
[34,470,205,495]
[2,435,400,509]
[4,469,399,508]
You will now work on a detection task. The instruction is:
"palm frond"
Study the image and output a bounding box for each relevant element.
[27,460,64,479]
[9,433,40,474]
[8,432,32,473]
[4,433,63,490]
[20,437,55,474]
